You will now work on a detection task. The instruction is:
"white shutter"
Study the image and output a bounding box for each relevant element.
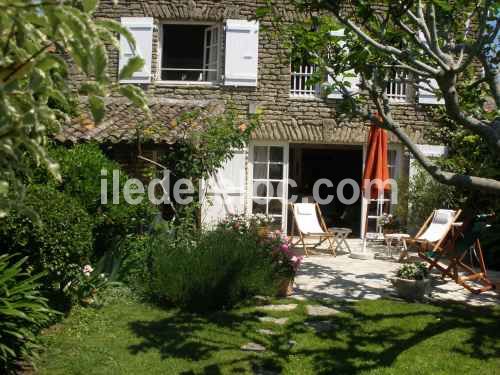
[418,78,444,104]
[325,29,360,99]
[119,17,153,84]
[202,149,246,228]
[224,20,259,87]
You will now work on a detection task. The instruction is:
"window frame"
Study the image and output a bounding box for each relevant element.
[157,20,222,86]
[289,63,321,99]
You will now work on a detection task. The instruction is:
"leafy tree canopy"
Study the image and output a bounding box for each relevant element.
[259,0,500,193]
[0,0,148,217]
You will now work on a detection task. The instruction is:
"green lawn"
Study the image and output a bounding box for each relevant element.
[35,288,500,375]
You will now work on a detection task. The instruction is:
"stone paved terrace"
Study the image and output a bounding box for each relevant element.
[292,239,499,307]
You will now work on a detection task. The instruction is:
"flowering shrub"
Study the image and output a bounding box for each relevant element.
[266,230,303,279]
[66,264,113,306]
[377,213,394,228]
[396,262,429,281]
[217,213,274,234]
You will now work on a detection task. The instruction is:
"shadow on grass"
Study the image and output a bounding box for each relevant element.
[127,299,500,374]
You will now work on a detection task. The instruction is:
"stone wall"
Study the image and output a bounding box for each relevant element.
[91,0,437,146]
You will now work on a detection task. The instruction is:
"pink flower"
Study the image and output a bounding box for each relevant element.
[82,264,93,277]
[280,243,289,252]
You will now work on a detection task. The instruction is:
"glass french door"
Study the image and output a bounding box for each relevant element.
[249,143,289,231]
[363,148,400,238]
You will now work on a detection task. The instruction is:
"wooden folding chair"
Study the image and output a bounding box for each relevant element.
[439,216,496,294]
[407,209,495,294]
[402,209,462,265]
[289,203,351,256]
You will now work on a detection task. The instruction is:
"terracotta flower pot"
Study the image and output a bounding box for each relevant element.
[277,278,294,297]
[391,277,431,301]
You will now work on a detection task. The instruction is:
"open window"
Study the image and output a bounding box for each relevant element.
[160,23,221,82]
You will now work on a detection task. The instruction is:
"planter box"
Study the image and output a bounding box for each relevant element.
[391,277,431,301]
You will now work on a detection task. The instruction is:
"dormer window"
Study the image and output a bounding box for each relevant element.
[159,23,221,83]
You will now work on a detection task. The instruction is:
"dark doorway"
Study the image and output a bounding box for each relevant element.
[288,144,363,236]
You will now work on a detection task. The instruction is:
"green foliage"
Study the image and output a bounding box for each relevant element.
[115,234,154,291]
[0,254,56,372]
[0,185,93,292]
[149,228,278,312]
[429,120,500,213]
[408,163,462,233]
[396,262,430,281]
[162,110,257,182]
[68,262,119,307]
[0,0,148,217]
[47,143,157,255]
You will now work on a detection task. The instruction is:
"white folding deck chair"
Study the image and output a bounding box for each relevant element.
[289,203,351,256]
[402,209,462,263]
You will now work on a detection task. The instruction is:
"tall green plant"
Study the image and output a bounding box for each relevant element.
[161,110,257,223]
[408,163,463,233]
[0,254,56,372]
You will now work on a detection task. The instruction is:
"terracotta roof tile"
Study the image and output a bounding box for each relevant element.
[57,97,224,144]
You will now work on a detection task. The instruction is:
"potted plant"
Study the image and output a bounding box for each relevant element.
[391,262,431,300]
[252,213,275,238]
[267,231,303,296]
[378,213,398,234]
[218,213,274,239]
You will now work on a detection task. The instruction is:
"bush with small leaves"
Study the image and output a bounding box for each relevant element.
[149,227,278,312]
[0,185,93,293]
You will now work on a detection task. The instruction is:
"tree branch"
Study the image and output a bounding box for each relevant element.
[374,98,500,194]
[478,52,500,108]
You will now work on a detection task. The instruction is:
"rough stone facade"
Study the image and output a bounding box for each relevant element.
[63,0,437,146]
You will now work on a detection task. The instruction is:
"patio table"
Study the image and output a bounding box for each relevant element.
[384,233,410,259]
[327,227,352,254]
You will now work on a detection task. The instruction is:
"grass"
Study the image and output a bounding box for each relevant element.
[35,287,500,375]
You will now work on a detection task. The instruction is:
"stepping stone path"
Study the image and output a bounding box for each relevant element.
[259,304,297,312]
[305,320,335,333]
[258,317,289,325]
[306,305,339,317]
[257,329,277,336]
[241,342,266,352]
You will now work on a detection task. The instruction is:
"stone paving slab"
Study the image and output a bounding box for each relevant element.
[258,304,297,312]
[293,242,499,307]
[258,317,289,325]
[306,305,340,316]
[241,342,266,352]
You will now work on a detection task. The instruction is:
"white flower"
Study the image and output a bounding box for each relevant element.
[83,264,94,277]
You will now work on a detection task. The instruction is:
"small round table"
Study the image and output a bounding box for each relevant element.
[384,233,410,259]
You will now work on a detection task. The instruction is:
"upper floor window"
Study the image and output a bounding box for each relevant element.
[385,70,410,103]
[160,23,221,82]
[290,62,319,98]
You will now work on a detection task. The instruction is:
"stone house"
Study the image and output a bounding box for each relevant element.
[58,0,446,237]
